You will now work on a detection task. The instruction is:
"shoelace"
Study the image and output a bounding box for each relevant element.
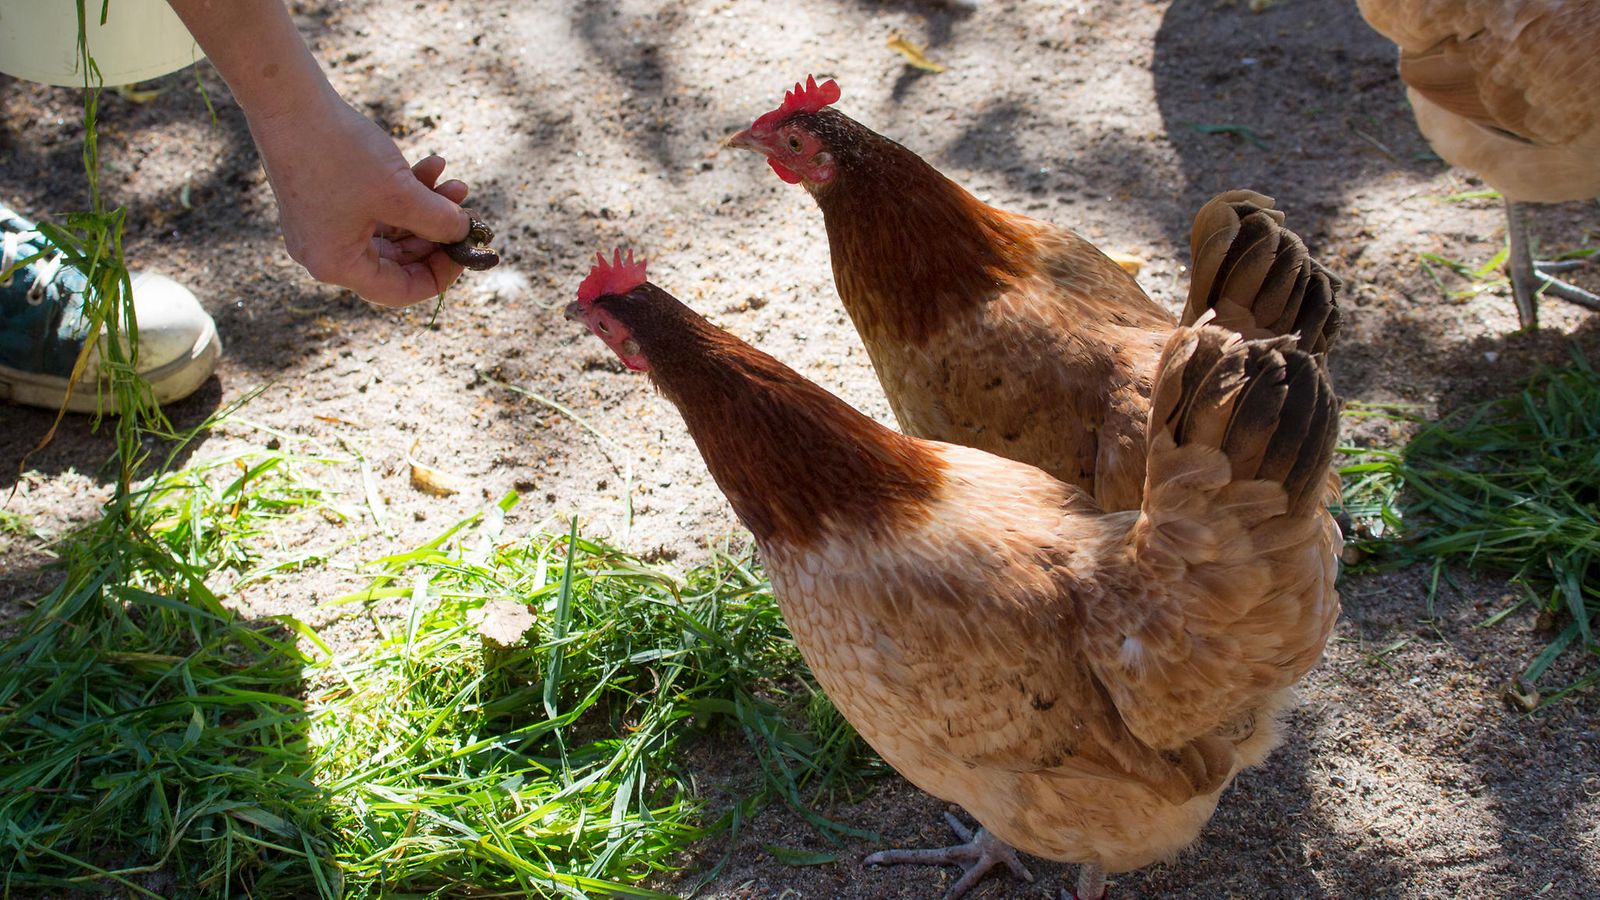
[1,228,66,305]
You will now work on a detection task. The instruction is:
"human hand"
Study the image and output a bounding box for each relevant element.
[248,94,473,307]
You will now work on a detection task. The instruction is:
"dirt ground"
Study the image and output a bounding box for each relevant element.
[3,0,1599,897]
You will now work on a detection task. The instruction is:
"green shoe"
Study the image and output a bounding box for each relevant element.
[0,202,221,414]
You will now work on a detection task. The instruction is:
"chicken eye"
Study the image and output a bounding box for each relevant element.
[597,320,612,335]
[787,135,803,153]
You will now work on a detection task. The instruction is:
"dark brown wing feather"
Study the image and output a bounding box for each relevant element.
[1183,191,1342,355]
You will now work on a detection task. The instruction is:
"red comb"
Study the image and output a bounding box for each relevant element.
[751,75,841,132]
[576,248,648,304]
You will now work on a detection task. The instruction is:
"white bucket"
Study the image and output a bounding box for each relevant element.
[0,0,203,88]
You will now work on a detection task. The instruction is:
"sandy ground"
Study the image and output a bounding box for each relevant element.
[2,0,1598,897]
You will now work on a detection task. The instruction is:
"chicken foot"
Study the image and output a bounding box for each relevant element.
[863,810,1034,898]
[1506,199,1600,329]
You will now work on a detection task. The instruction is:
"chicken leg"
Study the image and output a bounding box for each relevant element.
[1065,863,1108,900]
[863,811,1034,898]
[1506,198,1600,329]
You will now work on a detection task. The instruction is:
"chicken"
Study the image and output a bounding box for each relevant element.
[1357,0,1600,328]
[567,249,1343,900]
[726,77,1340,512]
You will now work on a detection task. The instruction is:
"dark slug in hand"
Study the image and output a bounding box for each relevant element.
[441,208,501,270]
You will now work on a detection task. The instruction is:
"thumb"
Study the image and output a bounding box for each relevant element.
[388,171,471,244]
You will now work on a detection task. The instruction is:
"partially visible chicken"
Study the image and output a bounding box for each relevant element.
[1358,0,1600,328]
[567,249,1342,900]
[726,77,1340,512]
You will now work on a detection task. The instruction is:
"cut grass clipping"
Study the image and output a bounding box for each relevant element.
[1,447,877,897]
[1341,349,1600,698]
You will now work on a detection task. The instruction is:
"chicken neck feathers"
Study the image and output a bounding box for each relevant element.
[609,285,945,547]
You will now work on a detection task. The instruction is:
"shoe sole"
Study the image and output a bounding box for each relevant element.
[0,316,222,415]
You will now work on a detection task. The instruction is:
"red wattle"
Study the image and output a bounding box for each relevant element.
[768,158,803,185]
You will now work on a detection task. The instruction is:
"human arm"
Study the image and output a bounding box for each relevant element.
[165,0,472,306]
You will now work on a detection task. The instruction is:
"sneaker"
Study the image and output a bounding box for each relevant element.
[0,201,221,414]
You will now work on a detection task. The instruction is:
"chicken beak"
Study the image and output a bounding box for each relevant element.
[563,300,587,323]
[722,127,767,154]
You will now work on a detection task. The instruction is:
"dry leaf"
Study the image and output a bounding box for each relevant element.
[887,32,947,73]
[1106,251,1144,276]
[115,84,167,104]
[472,599,537,648]
[406,438,462,497]
[410,465,459,497]
[1501,678,1539,713]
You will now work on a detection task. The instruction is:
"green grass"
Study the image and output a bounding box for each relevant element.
[1340,349,1600,697]
[1440,189,1502,203]
[1181,121,1269,150]
[312,499,879,897]
[1,11,883,896]
[1419,244,1510,302]
[0,444,334,897]
[1,443,877,897]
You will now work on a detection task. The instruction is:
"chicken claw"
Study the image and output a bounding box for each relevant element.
[441,208,500,271]
[864,811,1034,898]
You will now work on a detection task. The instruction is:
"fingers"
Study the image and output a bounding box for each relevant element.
[377,179,471,240]
[325,155,481,304]
[347,239,467,307]
[385,234,447,266]
[435,178,470,204]
[412,157,469,204]
[388,155,471,244]
[411,154,449,188]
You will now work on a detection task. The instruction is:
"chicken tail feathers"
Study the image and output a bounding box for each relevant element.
[1182,191,1342,355]
[1147,325,1339,518]
[1098,325,1342,751]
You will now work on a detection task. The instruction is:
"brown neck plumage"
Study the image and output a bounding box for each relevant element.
[808,113,1036,345]
[614,286,946,547]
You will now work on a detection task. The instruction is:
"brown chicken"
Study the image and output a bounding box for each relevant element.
[727,77,1340,512]
[1358,0,1600,328]
[567,249,1343,900]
